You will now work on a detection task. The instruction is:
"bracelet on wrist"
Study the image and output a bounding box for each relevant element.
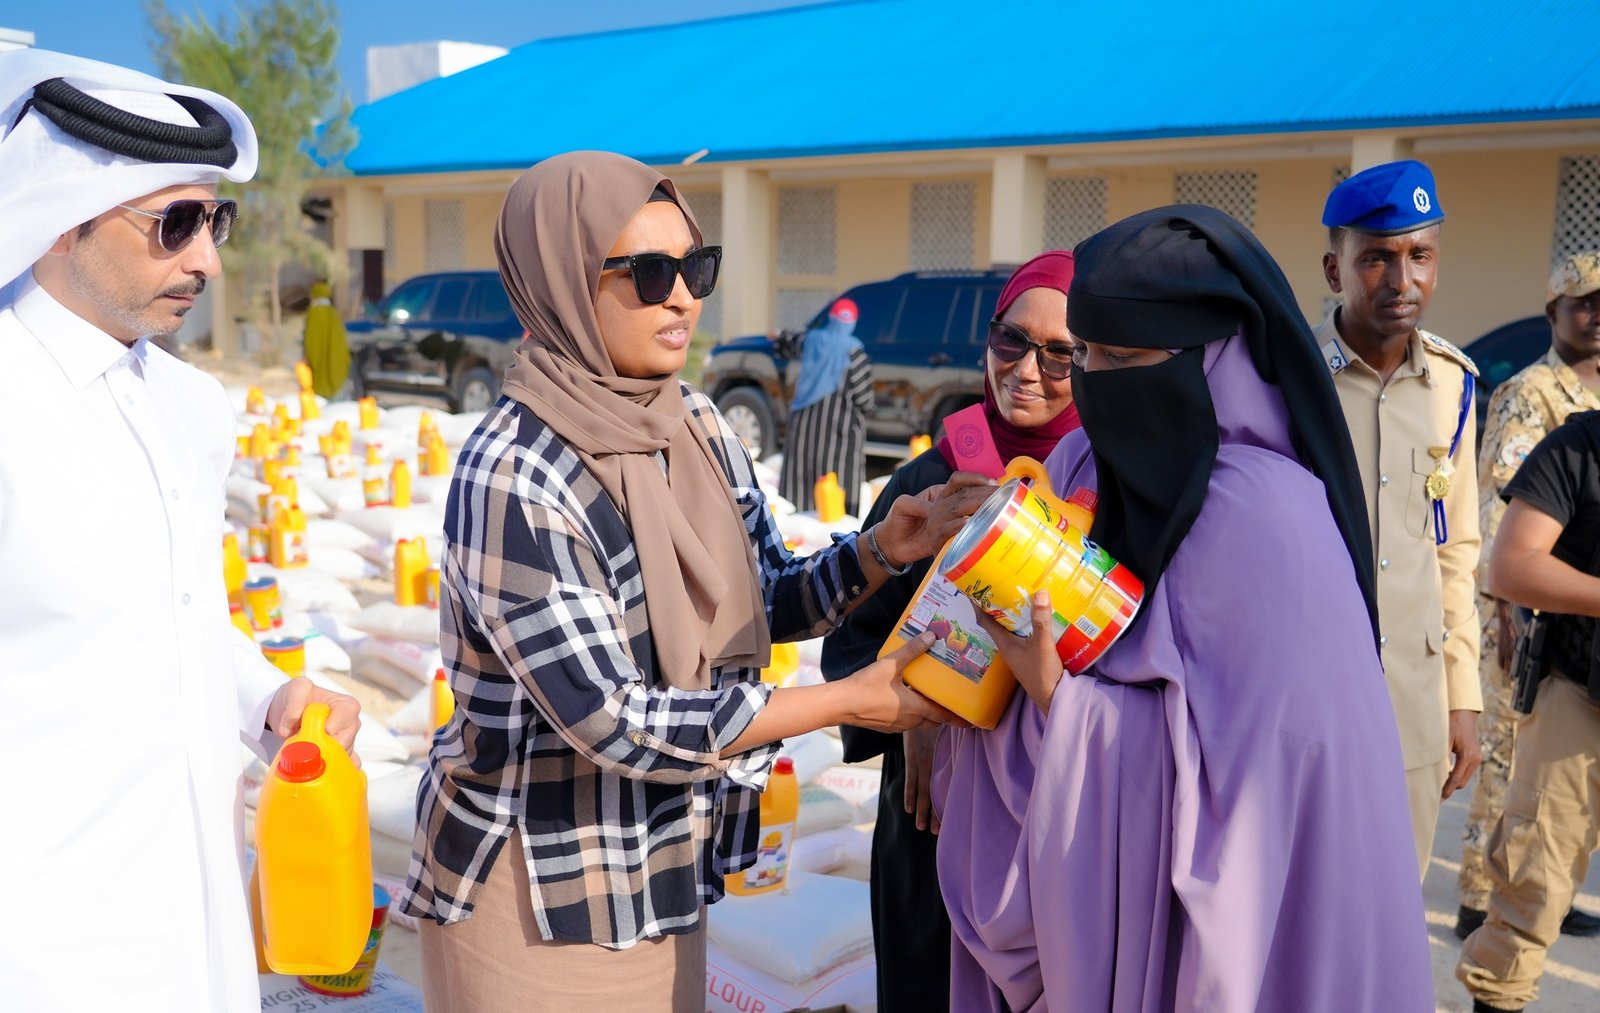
[866,526,912,577]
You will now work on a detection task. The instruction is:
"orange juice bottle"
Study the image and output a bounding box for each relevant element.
[255,702,373,976]
[880,457,1096,729]
[389,458,412,509]
[222,532,247,606]
[813,472,846,522]
[726,757,799,896]
[430,668,455,731]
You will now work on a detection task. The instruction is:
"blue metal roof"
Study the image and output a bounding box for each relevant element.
[346,0,1600,176]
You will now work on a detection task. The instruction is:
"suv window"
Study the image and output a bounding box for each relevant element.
[382,279,437,323]
[892,286,956,347]
[430,278,472,321]
[466,279,513,322]
[972,286,1003,344]
[811,283,905,347]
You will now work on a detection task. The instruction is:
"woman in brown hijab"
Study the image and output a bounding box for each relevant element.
[399,151,990,1012]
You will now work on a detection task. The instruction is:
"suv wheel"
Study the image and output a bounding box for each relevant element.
[452,365,498,414]
[716,387,776,460]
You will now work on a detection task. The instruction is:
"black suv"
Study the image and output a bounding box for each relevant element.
[701,269,1013,459]
[349,271,521,412]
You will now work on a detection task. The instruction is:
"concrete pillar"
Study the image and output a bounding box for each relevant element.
[721,165,773,335]
[208,268,238,357]
[989,152,1046,266]
[1350,133,1414,173]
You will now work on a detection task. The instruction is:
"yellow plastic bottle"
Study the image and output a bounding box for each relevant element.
[393,537,429,606]
[248,422,271,460]
[813,472,846,522]
[417,412,437,449]
[222,532,248,606]
[727,757,799,896]
[907,433,933,458]
[421,435,450,477]
[269,506,310,569]
[245,385,268,416]
[358,396,379,431]
[255,703,373,976]
[362,446,388,507]
[294,361,315,392]
[760,642,800,686]
[389,458,412,510]
[430,668,455,731]
[880,457,1096,729]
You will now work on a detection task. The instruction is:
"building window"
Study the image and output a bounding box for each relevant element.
[1174,170,1258,229]
[777,186,837,276]
[425,199,465,272]
[776,288,834,333]
[1043,176,1107,252]
[910,181,976,270]
[1552,156,1600,268]
[383,200,397,280]
[681,186,724,339]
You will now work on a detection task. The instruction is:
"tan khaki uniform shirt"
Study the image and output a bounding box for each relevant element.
[1478,348,1600,586]
[1314,312,1483,770]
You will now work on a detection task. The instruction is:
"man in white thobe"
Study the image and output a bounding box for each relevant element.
[0,50,360,1011]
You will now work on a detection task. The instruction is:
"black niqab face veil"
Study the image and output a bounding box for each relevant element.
[1068,205,1378,638]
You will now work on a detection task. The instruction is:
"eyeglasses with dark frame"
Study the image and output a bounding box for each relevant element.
[600,246,722,305]
[986,318,1074,380]
[117,199,239,253]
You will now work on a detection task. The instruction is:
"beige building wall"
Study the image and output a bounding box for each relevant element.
[319,129,1600,354]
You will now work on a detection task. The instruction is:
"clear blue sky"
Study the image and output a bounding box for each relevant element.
[17,1,831,105]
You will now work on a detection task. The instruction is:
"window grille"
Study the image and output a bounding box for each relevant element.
[1174,170,1258,229]
[1043,176,1107,251]
[777,186,837,276]
[424,199,465,272]
[1552,156,1600,268]
[681,186,724,338]
[910,181,976,270]
[776,288,833,333]
[383,200,397,278]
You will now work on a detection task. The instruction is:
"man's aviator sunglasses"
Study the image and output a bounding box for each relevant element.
[117,199,239,253]
[601,246,722,305]
[986,318,1074,380]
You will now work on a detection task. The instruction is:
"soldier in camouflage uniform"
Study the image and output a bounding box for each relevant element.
[1455,250,1600,939]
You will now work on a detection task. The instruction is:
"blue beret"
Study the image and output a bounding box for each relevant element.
[1321,159,1445,235]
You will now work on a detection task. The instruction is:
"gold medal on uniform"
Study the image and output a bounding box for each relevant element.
[1425,446,1453,501]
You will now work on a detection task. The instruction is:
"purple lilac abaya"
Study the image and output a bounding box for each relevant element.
[933,335,1433,1012]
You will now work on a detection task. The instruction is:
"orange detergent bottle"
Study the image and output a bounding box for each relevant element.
[726,757,799,896]
[255,702,373,976]
[430,668,455,731]
[879,457,1096,729]
[813,472,846,522]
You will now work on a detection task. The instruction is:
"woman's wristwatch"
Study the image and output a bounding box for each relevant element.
[865,525,913,577]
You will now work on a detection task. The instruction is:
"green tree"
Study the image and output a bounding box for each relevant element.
[144,0,356,359]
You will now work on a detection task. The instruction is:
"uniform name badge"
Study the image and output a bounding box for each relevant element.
[1427,445,1453,542]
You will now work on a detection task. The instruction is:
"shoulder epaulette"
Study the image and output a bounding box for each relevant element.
[1421,330,1478,377]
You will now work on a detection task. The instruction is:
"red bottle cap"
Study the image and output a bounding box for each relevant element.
[1067,488,1098,512]
[434,668,447,682]
[774,757,795,775]
[276,741,325,783]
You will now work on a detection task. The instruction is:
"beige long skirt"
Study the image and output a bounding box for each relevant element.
[417,842,706,1012]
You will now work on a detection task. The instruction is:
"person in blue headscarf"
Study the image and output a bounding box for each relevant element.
[779,297,874,515]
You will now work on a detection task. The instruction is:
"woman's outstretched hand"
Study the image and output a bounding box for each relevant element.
[874,471,997,566]
[843,632,971,733]
[974,590,1068,715]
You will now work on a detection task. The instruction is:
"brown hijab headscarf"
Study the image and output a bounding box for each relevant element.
[496,151,770,691]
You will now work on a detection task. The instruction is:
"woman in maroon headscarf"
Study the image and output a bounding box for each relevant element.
[820,250,1080,1013]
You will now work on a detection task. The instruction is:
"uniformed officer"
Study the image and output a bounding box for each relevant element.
[1455,251,1600,938]
[1315,159,1483,879]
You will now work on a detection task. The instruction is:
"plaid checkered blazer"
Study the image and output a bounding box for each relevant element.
[399,387,869,946]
